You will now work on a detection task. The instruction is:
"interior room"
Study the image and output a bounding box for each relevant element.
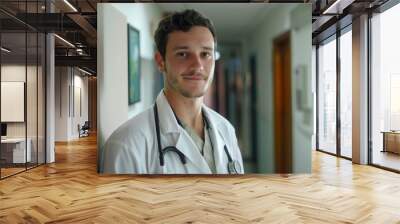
[1,26,46,178]
[0,0,399,223]
[313,0,400,172]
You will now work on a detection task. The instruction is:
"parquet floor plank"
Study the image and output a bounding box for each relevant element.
[0,134,399,223]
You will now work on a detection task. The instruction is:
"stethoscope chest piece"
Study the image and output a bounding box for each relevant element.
[223,145,241,174]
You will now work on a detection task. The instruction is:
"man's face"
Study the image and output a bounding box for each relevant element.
[156,26,215,98]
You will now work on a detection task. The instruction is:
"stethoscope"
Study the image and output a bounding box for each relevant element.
[153,103,241,174]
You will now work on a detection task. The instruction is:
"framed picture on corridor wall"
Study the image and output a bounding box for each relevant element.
[128,24,141,105]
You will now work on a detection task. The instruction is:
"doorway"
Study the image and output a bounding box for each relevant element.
[273,32,292,173]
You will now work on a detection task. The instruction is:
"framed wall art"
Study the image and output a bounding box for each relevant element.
[127,24,141,104]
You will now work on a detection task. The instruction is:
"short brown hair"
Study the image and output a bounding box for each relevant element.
[154,9,217,59]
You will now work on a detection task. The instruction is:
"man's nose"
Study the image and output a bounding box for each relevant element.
[190,54,204,72]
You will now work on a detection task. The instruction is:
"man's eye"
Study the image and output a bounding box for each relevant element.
[177,52,187,57]
[201,52,212,58]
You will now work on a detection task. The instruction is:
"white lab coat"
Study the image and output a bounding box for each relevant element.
[102,91,244,174]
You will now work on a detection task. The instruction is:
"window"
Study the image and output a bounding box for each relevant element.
[317,36,337,155]
[371,2,400,171]
[340,28,352,158]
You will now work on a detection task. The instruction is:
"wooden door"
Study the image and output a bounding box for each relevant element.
[273,32,292,173]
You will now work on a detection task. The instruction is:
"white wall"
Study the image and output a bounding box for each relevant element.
[72,73,89,138]
[290,5,313,173]
[55,67,69,141]
[1,63,47,164]
[54,67,89,141]
[1,65,41,137]
[112,4,161,60]
[113,4,164,119]
[1,66,26,132]
[97,3,163,171]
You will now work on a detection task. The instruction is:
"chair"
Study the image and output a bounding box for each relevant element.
[78,121,90,138]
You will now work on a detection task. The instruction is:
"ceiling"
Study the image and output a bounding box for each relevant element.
[1,31,45,65]
[0,0,99,73]
[311,0,390,44]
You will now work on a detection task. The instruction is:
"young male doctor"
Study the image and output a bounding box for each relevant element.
[103,9,244,174]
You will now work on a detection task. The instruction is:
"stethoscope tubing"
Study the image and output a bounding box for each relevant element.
[153,103,238,173]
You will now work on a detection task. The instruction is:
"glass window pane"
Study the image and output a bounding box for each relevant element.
[1,31,27,178]
[27,31,38,169]
[340,29,352,158]
[371,3,400,171]
[318,37,337,155]
[0,1,46,179]
[312,45,317,151]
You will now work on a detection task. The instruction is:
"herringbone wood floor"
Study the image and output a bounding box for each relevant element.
[1,134,400,223]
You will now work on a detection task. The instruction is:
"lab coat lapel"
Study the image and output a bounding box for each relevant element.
[156,91,211,174]
[156,91,180,134]
[203,107,228,174]
[175,133,211,173]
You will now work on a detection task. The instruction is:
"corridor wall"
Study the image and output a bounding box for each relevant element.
[97,4,163,172]
[243,4,312,173]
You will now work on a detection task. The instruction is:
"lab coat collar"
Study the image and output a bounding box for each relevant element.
[155,91,227,173]
[155,90,225,133]
[155,91,181,134]
[155,91,211,173]
[202,106,228,174]
[175,132,212,173]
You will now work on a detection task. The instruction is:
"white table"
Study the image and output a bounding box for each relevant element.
[1,138,32,163]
